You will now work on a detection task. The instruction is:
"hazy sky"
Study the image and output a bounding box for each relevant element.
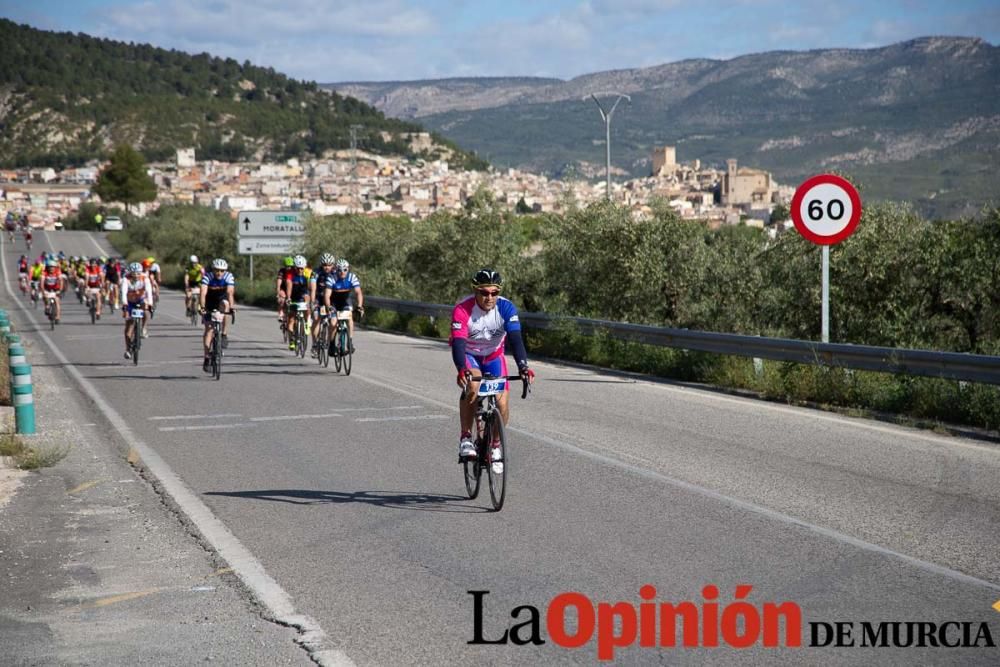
[2,0,998,82]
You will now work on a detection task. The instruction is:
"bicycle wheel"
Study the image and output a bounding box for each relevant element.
[487,414,508,511]
[333,328,343,372]
[130,329,140,365]
[212,331,222,380]
[296,319,307,359]
[463,449,482,500]
[49,306,55,330]
[90,301,96,324]
[318,321,329,367]
[342,330,352,375]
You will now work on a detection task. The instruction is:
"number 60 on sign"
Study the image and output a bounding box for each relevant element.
[790,174,862,246]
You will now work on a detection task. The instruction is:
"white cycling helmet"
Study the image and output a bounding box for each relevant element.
[335,259,349,271]
[189,255,199,264]
[211,258,228,271]
[319,253,335,265]
[293,255,307,269]
[128,262,143,273]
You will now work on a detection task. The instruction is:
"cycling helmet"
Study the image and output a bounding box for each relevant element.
[320,253,335,265]
[293,255,307,269]
[89,257,99,265]
[211,258,228,271]
[128,262,143,273]
[57,251,65,259]
[141,258,152,268]
[283,256,294,267]
[146,256,155,263]
[45,259,57,268]
[471,268,503,288]
[335,259,349,271]
[189,255,199,264]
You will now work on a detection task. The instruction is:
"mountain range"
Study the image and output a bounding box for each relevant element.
[328,37,1000,219]
[0,20,484,170]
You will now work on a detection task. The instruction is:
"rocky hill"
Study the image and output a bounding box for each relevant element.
[0,20,486,170]
[328,37,1000,218]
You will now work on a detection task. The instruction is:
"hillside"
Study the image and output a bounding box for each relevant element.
[329,38,1000,218]
[0,19,486,170]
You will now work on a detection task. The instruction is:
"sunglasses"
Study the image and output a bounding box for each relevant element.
[476,289,500,297]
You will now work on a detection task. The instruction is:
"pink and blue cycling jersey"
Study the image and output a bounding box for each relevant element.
[450,294,530,380]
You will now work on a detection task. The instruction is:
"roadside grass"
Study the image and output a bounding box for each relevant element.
[0,431,69,470]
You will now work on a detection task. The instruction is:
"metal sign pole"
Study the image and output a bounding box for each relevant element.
[821,245,830,343]
[249,254,254,294]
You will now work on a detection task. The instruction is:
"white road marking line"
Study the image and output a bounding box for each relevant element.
[355,414,448,422]
[149,414,243,421]
[0,245,354,667]
[250,414,342,422]
[335,405,422,413]
[157,423,252,432]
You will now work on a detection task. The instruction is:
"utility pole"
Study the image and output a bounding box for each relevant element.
[585,93,630,200]
[349,124,364,178]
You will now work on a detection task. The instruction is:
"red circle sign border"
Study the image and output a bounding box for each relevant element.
[790,173,862,245]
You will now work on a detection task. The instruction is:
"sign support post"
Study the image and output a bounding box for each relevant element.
[249,254,254,294]
[821,246,830,343]
[790,174,862,344]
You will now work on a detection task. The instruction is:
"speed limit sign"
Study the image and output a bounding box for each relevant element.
[790,174,862,245]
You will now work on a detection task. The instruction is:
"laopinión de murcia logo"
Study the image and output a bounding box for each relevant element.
[468,586,997,661]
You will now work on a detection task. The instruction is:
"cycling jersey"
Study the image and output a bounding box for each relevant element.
[450,295,521,360]
[85,267,103,288]
[277,267,295,288]
[104,262,120,283]
[185,264,204,286]
[324,271,360,310]
[287,268,312,302]
[123,276,153,306]
[201,271,235,310]
[42,269,62,293]
[17,259,28,274]
[30,264,43,281]
[310,268,335,304]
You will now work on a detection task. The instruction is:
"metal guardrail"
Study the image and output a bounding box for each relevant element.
[366,296,1000,386]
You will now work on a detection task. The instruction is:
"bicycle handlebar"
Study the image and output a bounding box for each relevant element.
[463,373,532,400]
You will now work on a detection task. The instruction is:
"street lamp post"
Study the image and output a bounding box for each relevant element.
[585,93,631,200]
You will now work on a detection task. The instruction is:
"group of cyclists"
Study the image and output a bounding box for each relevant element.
[6,212,33,250]
[13,240,537,464]
[17,252,155,327]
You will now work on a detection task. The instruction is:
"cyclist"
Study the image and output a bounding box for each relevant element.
[121,262,153,360]
[29,256,44,303]
[146,256,161,307]
[183,255,204,316]
[283,255,311,352]
[309,253,337,357]
[450,268,534,461]
[275,256,295,327]
[104,256,121,312]
[41,259,65,323]
[323,259,364,353]
[17,255,29,293]
[84,257,104,319]
[23,227,32,250]
[199,258,235,371]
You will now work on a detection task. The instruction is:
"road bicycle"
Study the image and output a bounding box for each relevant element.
[330,310,353,375]
[461,373,530,511]
[44,295,58,330]
[206,309,227,379]
[126,306,144,365]
[290,302,309,359]
[185,290,200,325]
[315,309,330,368]
[29,282,39,308]
[86,290,98,324]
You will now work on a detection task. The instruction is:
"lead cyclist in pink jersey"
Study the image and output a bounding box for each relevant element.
[451,268,535,461]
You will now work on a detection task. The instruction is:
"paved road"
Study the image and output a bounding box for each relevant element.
[7,230,1000,665]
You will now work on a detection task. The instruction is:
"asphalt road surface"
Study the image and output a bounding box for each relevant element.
[7,230,1000,665]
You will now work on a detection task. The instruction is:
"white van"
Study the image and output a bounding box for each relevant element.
[102,216,123,231]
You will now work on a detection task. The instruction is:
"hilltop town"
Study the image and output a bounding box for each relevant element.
[0,139,794,232]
